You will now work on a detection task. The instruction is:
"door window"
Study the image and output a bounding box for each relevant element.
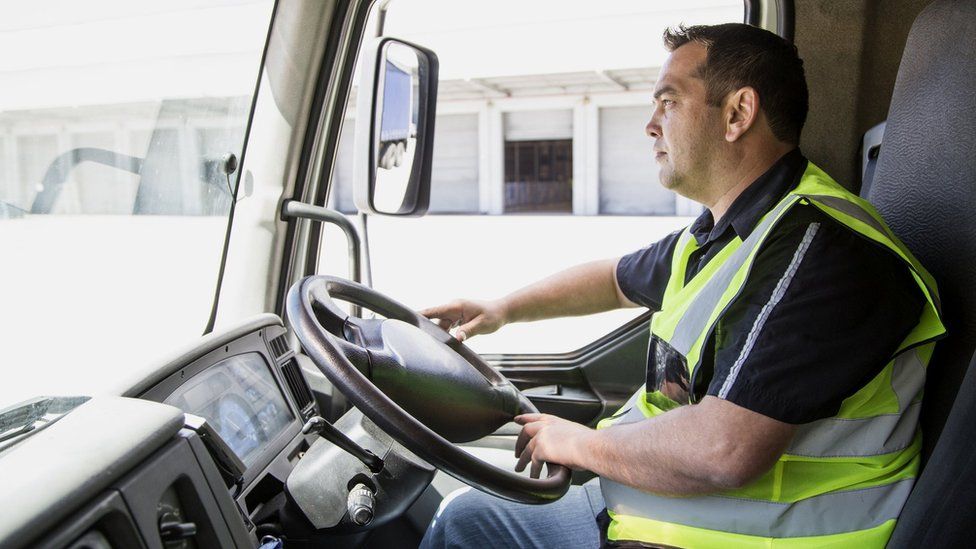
[321,0,743,354]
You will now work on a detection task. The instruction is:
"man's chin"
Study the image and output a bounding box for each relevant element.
[658,170,678,190]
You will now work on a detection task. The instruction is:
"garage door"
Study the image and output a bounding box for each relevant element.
[599,105,675,215]
[429,113,479,213]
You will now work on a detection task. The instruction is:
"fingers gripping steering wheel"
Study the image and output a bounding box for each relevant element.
[286,275,571,504]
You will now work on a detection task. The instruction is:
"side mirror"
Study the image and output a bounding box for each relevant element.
[353,37,439,217]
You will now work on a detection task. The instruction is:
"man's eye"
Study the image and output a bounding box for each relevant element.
[651,98,675,110]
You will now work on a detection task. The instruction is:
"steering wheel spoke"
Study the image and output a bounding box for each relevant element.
[341,315,384,347]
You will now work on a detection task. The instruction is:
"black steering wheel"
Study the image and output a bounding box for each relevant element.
[286,275,571,504]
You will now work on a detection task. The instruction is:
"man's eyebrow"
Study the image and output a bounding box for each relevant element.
[653,86,679,100]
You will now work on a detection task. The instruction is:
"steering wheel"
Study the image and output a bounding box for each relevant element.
[286,275,571,504]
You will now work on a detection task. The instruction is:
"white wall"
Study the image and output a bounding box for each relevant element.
[504,110,573,141]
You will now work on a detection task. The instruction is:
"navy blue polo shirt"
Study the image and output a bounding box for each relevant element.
[616,149,924,424]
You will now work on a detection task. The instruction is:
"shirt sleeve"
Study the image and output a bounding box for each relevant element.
[705,206,925,424]
[615,230,683,310]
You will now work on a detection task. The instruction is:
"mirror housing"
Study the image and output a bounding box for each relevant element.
[353,37,438,217]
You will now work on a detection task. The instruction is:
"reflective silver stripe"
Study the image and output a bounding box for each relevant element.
[675,228,694,253]
[663,229,696,299]
[669,197,798,355]
[788,401,921,457]
[608,390,650,426]
[802,194,889,238]
[718,223,821,399]
[787,350,925,457]
[612,355,925,458]
[601,476,914,538]
[889,347,926,410]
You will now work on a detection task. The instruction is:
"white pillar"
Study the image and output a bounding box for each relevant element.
[572,98,588,215]
[584,98,600,215]
[485,102,504,214]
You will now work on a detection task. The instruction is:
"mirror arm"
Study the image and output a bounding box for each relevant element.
[281,200,365,316]
[31,148,144,214]
[375,0,393,37]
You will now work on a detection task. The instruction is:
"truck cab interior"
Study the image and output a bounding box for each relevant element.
[1,0,975,547]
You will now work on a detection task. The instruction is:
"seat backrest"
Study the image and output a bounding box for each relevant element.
[867,0,976,459]
[865,0,976,545]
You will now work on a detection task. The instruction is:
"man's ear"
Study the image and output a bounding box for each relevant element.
[724,87,759,142]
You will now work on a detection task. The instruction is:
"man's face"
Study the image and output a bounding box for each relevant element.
[646,43,724,199]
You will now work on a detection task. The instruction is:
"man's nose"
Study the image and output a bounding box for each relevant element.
[646,112,661,139]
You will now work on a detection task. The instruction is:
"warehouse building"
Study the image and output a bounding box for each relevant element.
[330,67,703,217]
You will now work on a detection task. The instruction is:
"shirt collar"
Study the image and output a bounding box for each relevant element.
[689,148,807,246]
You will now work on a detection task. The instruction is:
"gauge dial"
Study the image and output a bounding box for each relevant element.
[216,396,261,461]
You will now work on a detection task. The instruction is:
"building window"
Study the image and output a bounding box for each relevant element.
[503,139,572,213]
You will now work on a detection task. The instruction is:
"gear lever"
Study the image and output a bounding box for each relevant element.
[301,416,384,473]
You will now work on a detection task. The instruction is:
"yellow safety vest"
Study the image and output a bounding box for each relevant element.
[597,162,945,548]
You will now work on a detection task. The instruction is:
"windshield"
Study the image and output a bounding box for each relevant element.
[0,1,275,408]
[0,396,90,450]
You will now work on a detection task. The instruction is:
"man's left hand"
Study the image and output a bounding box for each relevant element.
[513,413,595,478]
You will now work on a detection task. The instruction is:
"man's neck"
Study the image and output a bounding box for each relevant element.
[707,144,795,223]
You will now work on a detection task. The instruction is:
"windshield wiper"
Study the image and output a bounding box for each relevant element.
[0,396,90,445]
[31,148,143,214]
[0,200,28,219]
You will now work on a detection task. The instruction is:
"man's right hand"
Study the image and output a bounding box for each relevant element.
[420,258,630,343]
[420,299,507,341]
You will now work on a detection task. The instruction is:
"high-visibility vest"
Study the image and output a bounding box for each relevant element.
[597,162,946,548]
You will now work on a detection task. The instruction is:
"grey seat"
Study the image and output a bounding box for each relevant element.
[862,0,976,546]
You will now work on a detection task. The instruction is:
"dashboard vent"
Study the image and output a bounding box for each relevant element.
[281,358,314,418]
[268,334,290,360]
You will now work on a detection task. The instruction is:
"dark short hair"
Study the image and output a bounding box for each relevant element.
[663,23,808,144]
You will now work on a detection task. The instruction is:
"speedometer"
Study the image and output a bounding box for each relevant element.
[163,353,295,466]
[215,396,262,460]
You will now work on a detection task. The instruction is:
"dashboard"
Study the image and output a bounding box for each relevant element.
[0,316,319,548]
[139,317,320,534]
[0,314,436,549]
[0,314,435,549]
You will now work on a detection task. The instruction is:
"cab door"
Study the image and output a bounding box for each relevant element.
[312,0,748,427]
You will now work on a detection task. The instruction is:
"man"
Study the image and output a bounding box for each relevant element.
[420,23,944,548]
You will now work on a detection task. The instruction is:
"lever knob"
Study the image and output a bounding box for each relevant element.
[347,483,375,526]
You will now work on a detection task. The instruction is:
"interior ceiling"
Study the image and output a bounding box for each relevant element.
[794,0,931,191]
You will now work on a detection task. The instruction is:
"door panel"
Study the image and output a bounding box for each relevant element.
[489,313,649,425]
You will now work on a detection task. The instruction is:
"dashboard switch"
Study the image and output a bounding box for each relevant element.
[159,518,197,542]
[346,484,375,526]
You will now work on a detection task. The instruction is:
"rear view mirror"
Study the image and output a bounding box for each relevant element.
[353,38,439,216]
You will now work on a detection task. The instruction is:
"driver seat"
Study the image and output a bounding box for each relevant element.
[862,0,976,546]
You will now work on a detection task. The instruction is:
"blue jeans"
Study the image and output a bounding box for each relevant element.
[419,480,606,549]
